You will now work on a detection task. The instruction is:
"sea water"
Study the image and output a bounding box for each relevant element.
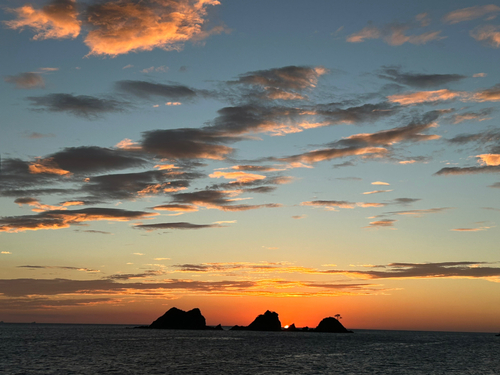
[0,324,498,374]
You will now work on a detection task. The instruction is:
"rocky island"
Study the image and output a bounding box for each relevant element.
[140,307,352,333]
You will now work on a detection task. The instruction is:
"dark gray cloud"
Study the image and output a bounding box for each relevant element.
[40,146,148,174]
[230,66,326,91]
[435,166,500,175]
[489,182,500,188]
[81,170,198,201]
[140,128,236,160]
[372,207,452,218]
[115,80,198,100]
[386,198,421,206]
[4,72,45,89]
[322,261,500,279]
[378,66,466,88]
[134,222,225,231]
[314,102,396,125]
[330,110,441,148]
[0,208,156,232]
[27,93,127,118]
[18,265,99,272]
[171,189,282,211]
[0,278,256,297]
[447,129,500,148]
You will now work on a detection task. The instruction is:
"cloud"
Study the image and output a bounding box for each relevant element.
[22,132,56,139]
[0,208,156,233]
[4,72,45,89]
[228,66,327,100]
[386,198,421,206]
[477,154,500,166]
[18,265,99,272]
[171,189,282,211]
[1,252,12,255]
[134,222,225,231]
[276,146,388,165]
[470,25,500,48]
[323,261,500,280]
[489,182,500,189]
[209,171,266,184]
[83,0,223,56]
[473,73,487,78]
[364,219,396,228]
[314,102,396,126]
[292,215,306,220]
[141,65,168,73]
[4,0,81,40]
[471,84,500,102]
[451,227,490,232]
[451,108,493,124]
[301,200,385,210]
[152,204,199,212]
[82,170,193,201]
[447,129,500,146]
[372,181,390,185]
[331,111,442,148]
[27,93,127,118]
[373,207,451,218]
[140,128,235,160]
[388,89,463,105]
[363,190,393,195]
[435,165,500,175]
[347,22,443,46]
[378,66,466,88]
[31,146,147,175]
[443,5,500,24]
[115,80,198,100]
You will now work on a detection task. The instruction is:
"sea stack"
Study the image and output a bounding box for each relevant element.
[314,317,352,333]
[149,307,206,330]
[231,310,282,331]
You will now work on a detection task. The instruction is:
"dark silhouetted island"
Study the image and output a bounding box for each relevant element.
[138,307,353,333]
[315,317,353,333]
[230,310,282,331]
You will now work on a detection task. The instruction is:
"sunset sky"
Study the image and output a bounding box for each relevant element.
[1,0,500,332]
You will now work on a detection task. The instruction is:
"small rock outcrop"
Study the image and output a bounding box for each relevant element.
[230,310,282,331]
[149,307,206,330]
[314,317,352,333]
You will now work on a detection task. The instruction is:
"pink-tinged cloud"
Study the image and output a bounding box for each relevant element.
[364,219,396,229]
[277,146,388,165]
[388,89,463,105]
[372,181,390,185]
[209,171,266,183]
[301,200,386,210]
[4,72,45,89]
[347,24,443,46]
[346,25,381,43]
[443,5,500,24]
[451,227,489,232]
[477,154,500,166]
[470,25,500,48]
[471,84,500,102]
[84,0,222,56]
[363,190,393,195]
[4,0,81,40]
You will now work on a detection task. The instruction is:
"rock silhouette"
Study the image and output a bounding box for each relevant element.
[315,317,352,333]
[149,307,207,330]
[231,310,282,331]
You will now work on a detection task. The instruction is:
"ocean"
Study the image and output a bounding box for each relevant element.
[0,324,498,374]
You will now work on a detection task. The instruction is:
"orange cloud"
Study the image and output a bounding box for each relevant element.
[477,154,500,166]
[153,204,199,212]
[28,157,71,176]
[363,190,393,195]
[471,85,500,102]
[84,0,222,56]
[371,181,390,185]
[388,89,463,105]
[4,0,81,40]
[364,219,396,229]
[209,171,266,183]
[61,201,85,207]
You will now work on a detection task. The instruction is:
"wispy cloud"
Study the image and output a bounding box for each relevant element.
[442,5,500,24]
[4,72,45,89]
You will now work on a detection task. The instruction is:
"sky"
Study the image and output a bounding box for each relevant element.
[1,0,500,332]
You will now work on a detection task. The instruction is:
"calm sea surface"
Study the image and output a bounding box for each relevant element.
[0,324,498,374]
